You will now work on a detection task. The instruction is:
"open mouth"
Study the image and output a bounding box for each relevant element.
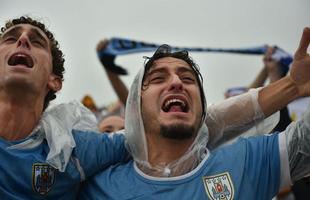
[8,53,34,68]
[162,98,189,113]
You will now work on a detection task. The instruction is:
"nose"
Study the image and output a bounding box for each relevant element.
[168,74,183,92]
[17,32,31,49]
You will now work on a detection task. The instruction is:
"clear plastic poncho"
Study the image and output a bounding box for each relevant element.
[125,65,279,177]
[206,87,279,150]
[8,101,98,172]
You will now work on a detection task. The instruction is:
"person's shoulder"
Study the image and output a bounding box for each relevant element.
[213,134,279,154]
[72,129,125,144]
[92,159,134,179]
[244,133,279,145]
[72,129,101,139]
[72,129,124,137]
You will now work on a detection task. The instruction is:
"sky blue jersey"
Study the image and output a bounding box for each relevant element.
[80,134,280,200]
[0,130,126,200]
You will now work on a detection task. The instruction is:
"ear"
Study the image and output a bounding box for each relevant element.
[47,74,62,92]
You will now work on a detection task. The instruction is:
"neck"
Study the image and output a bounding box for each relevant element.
[136,132,199,177]
[146,132,195,167]
[0,93,44,141]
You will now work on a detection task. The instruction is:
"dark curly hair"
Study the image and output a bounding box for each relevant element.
[0,16,65,111]
[143,44,206,120]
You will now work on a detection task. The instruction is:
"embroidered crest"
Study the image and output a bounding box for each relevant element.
[203,172,234,200]
[32,163,55,195]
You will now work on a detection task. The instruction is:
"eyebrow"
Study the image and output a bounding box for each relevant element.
[147,67,167,76]
[30,27,49,45]
[1,26,48,45]
[176,66,196,76]
[1,26,21,39]
[147,65,196,77]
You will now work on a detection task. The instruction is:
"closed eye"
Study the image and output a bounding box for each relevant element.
[3,36,17,43]
[31,39,45,47]
[180,74,196,84]
[182,76,195,82]
[29,32,48,48]
[177,67,197,84]
[147,71,167,84]
[150,76,165,83]
[29,35,46,48]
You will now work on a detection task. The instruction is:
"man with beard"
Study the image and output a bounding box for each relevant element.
[80,27,310,199]
[0,15,287,199]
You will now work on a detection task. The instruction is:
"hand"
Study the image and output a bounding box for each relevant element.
[263,46,282,82]
[96,39,128,75]
[96,39,109,52]
[263,46,279,72]
[290,27,310,97]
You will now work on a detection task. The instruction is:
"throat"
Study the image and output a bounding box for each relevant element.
[0,103,40,141]
[138,141,202,177]
[147,135,194,167]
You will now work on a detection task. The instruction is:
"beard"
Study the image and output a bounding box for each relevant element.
[160,123,195,140]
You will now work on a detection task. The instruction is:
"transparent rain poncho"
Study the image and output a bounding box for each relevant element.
[206,88,279,150]
[284,104,310,181]
[8,101,98,172]
[125,63,279,177]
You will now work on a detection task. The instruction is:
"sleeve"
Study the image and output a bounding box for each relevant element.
[207,88,279,150]
[72,130,128,180]
[245,134,281,198]
[281,104,310,182]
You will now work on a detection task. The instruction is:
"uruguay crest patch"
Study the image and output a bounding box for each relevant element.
[32,163,55,195]
[203,172,234,200]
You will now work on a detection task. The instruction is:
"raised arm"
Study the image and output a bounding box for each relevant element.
[207,26,310,149]
[206,87,276,149]
[248,64,268,89]
[259,27,310,116]
[275,28,310,184]
[207,46,281,148]
[96,39,129,106]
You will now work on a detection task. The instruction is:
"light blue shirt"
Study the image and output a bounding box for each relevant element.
[80,134,280,200]
[0,130,126,200]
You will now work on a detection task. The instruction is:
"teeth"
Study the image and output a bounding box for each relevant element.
[164,98,186,109]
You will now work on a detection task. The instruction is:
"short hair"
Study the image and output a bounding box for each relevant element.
[0,16,65,111]
[143,44,206,120]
